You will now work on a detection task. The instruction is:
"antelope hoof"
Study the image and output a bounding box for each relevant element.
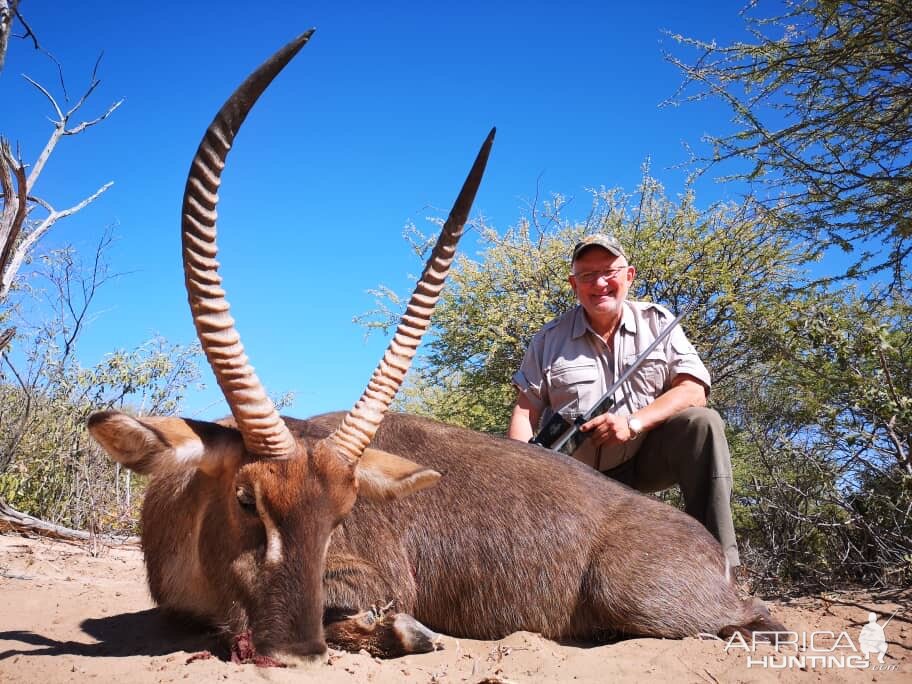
[392,613,443,654]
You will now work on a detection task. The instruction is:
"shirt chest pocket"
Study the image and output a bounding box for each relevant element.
[547,361,599,417]
[623,349,668,400]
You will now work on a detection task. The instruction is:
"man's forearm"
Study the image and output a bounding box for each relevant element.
[508,394,539,442]
[632,378,707,432]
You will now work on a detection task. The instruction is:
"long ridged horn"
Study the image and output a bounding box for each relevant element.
[326,128,496,463]
[182,31,314,458]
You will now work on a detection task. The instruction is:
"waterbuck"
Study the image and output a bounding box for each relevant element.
[88,30,785,667]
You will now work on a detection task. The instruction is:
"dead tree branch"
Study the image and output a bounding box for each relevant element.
[0,138,27,285]
[0,0,20,74]
[0,499,139,544]
[22,73,122,193]
[0,69,120,301]
[0,180,113,300]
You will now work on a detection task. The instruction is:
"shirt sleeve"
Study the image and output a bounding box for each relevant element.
[511,333,549,415]
[666,324,712,391]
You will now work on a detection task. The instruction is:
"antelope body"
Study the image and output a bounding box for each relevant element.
[88,30,784,666]
[312,412,782,644]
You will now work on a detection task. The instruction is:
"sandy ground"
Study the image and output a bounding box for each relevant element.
[0,533,908,683]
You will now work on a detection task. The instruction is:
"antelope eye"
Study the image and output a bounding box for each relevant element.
[236,487,256,512]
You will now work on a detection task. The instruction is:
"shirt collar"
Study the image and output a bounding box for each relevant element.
[571,302,637,339]
[571,306,589,339]
[620,301,637,335]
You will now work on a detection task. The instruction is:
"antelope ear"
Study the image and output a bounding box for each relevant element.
[87,410,245,477]
[356,447,442,501]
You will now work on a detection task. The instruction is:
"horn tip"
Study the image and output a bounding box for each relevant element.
[287,28,317,55]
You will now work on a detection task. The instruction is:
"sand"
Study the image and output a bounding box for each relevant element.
[0,533,908,683]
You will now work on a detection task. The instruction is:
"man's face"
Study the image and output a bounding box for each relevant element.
[569,248,635,323]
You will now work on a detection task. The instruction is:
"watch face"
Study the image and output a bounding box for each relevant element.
[628,417,643,435]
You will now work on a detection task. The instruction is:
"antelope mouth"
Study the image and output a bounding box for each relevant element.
[269,644,329,669]
[230,629,327,668]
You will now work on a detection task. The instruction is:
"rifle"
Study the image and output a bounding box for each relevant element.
[530,301,697,454]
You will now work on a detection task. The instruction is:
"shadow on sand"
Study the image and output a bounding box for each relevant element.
[0,608,222,661]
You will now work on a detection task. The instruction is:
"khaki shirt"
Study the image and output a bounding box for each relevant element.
[512,301,711,471]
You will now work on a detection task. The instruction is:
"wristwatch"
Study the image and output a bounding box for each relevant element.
[627,416,644,437]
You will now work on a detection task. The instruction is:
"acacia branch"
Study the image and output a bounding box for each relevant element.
[663,2,912,290]
[876,347,911,471]
[0,326,13,352]
[57,228,116,360]
[0,349,32,473]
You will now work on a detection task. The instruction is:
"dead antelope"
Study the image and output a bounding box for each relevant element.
[89,30,785,667]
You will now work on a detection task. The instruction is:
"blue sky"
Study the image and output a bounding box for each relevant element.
[2,1,753,420]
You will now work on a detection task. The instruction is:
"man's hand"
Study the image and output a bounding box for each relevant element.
[579,376,707,448]
[580,413,633,447]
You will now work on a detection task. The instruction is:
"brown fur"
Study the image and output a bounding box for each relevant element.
[85,29,502,667]
[303,412,785,644]
[89,409,785,662]
[90,411,359,662]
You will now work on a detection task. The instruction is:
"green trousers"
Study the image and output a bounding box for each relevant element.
[601,407,740,568]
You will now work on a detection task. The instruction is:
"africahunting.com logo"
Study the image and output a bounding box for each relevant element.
[715,609,901,671]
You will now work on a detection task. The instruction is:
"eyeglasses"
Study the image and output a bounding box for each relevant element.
[571,266,629,284]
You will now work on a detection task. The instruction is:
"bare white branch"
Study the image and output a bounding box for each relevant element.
[65,98,124,136]
[22,74,122,193]
[25,121,64,194]
[22,74,64,121]
[65,75,101,118]
[0,181,113,299]
[0,139,27,283]
[26,195,52,212]
[0,0,20,73]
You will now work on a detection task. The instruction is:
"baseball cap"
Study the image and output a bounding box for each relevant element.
[571,234,627,262]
